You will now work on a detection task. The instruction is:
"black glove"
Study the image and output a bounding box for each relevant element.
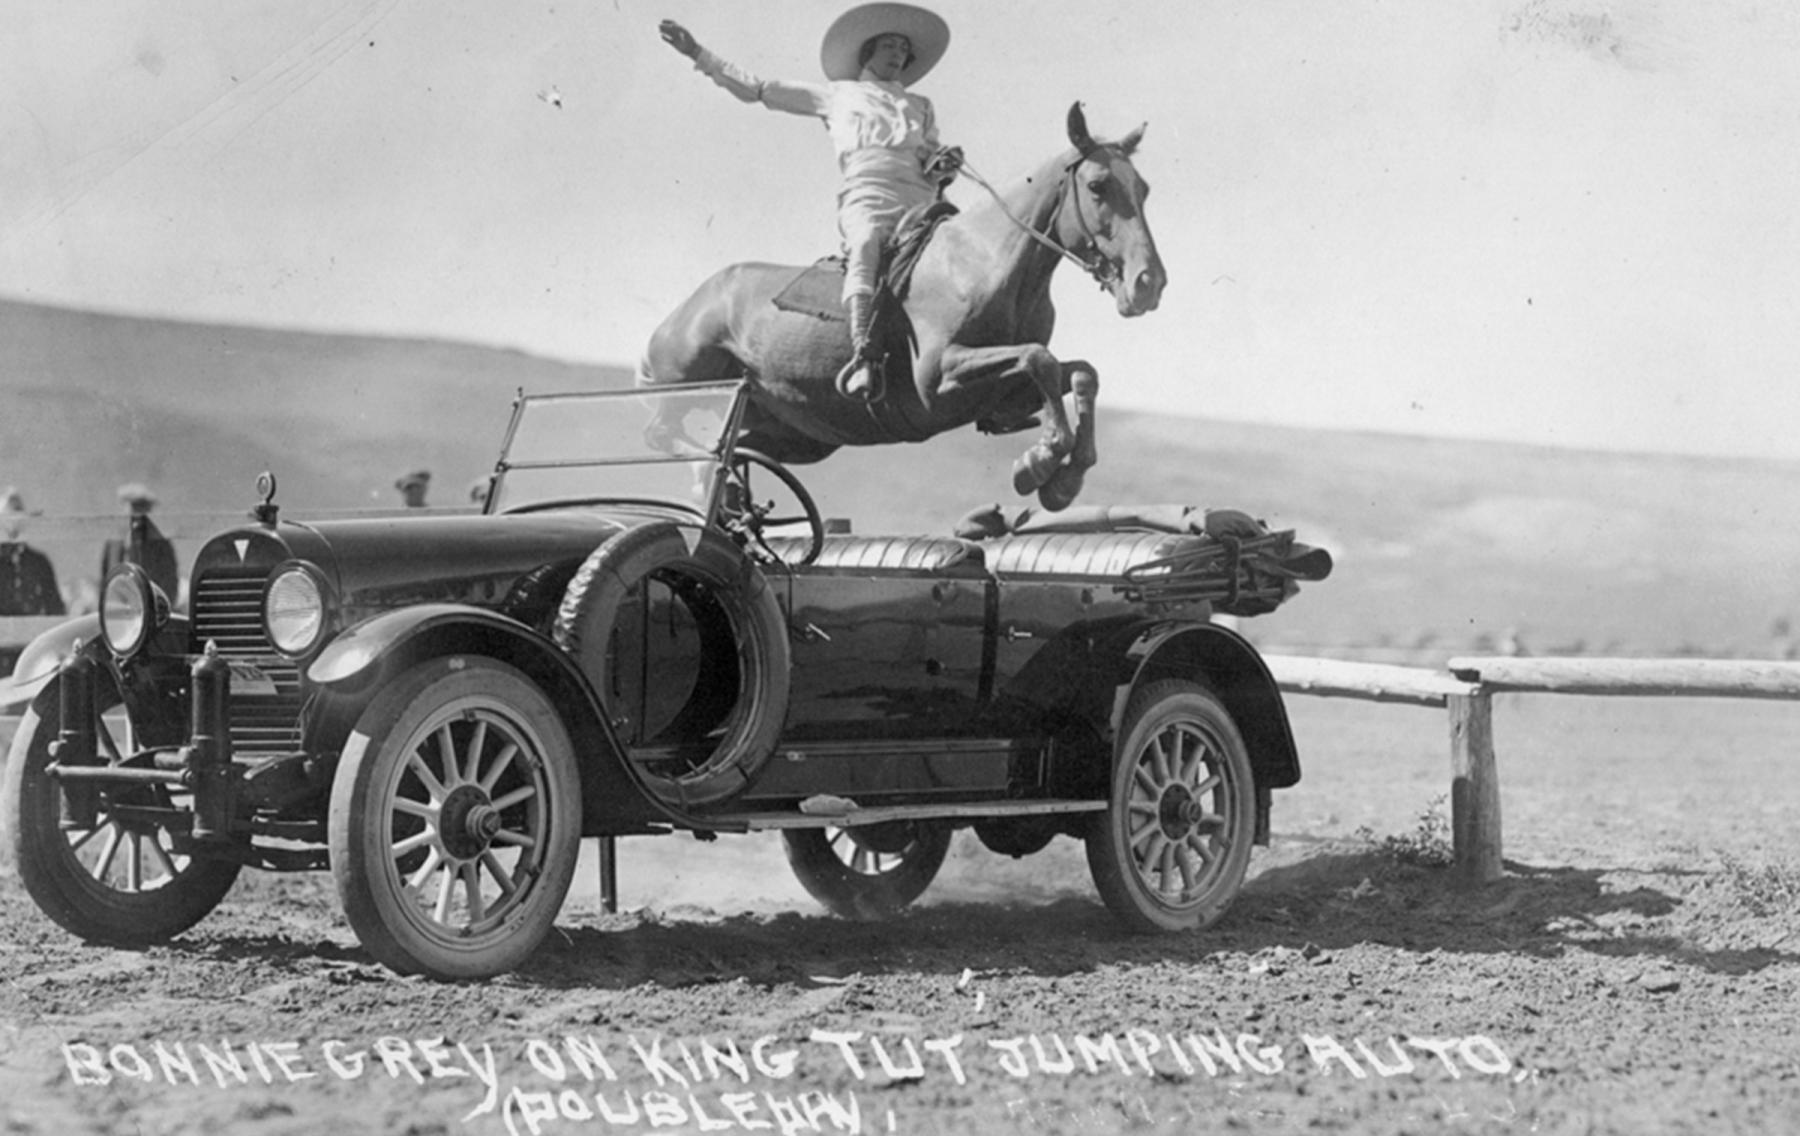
[659,20,701,58]
[926,145,964,181]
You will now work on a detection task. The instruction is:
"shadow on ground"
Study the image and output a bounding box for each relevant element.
[4,838,1789,995]
[1226,843,1793,976]
[493,840,1797,990]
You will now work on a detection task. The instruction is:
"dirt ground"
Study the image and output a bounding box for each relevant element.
[2,696,1797,1136]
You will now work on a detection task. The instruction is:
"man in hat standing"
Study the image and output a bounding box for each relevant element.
[0,488,65,617]
[660,4,961,401]
[396,469,431,509]
[99,483,180,603]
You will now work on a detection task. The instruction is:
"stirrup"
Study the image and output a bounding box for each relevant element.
[835,351,883,402]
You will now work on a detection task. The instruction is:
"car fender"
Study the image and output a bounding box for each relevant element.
[307,603,682,833]
[308,604,546,688]
[1123,621,1301,791]
[0,615,101,713]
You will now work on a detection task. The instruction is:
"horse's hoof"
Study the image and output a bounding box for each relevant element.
[1011,448,1059,495]
[1011,461,1036,496]
[1037,469,1084,512]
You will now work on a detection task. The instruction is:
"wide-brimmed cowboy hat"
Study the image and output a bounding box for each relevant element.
[820,3,949,85]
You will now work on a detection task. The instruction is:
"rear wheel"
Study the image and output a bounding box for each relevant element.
[2,674,240,944]
[1086,679,1256,932]
[783,822,951,920]
[329,658,580,979]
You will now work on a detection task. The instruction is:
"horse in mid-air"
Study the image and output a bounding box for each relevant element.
[639,103,1165,511]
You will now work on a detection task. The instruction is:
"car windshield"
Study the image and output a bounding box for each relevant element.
[486,381,746,517]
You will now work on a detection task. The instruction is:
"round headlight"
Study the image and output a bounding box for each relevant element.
[99,564,154,658]
[265,566,326,657]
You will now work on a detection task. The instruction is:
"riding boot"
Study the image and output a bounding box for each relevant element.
[835,293,881,401]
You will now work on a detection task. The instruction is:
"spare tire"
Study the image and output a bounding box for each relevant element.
[555,522,790,808]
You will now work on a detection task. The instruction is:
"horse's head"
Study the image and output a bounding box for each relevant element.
[1061,103,1166,317]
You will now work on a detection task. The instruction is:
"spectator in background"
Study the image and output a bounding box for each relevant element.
[396,469,431,508]
[0,487,66,616]
[468,475,493,511]
[99,483,180,602]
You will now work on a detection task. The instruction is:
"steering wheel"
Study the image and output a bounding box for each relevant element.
[724,448,825,566]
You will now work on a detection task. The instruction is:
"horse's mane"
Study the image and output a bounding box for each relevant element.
[957,127,1146,238]
[960,147,1082,229]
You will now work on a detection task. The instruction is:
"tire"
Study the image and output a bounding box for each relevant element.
[1,674,240,945]
[1086,679,1256,932]
[555,522,790,808]
[783,822,952,921]
[328,657,581,979]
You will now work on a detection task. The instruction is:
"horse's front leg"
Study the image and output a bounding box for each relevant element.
[1037,361,1099,512]
[935,342,1075,497]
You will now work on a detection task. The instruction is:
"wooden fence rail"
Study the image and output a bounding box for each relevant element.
[1263,654,1800,883]
[1446,656,1800,699]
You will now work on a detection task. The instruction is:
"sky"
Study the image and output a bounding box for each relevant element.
[3,0,1798,461]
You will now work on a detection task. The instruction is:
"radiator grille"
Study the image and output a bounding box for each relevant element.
[189,568,305,756]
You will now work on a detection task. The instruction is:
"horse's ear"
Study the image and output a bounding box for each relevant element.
[1067,102,1097,155]
[1119,122,1147,157]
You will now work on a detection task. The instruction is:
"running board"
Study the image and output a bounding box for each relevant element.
[716,798,1105,832]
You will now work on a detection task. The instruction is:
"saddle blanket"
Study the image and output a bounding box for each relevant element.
[771,258,850,322]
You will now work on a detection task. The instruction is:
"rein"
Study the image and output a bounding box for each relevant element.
[958,153,1122,292]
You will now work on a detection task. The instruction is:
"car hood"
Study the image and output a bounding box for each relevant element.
[189,509,690,620]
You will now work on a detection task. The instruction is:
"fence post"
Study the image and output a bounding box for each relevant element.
[1447,690,1502,882]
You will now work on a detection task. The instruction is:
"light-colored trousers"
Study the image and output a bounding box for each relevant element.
[837,147,936,302]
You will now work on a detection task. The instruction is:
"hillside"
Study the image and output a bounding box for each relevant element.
[0,299,609,514]
[4,298,1797,658]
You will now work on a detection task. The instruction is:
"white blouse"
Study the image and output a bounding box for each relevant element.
[694,49,940,179]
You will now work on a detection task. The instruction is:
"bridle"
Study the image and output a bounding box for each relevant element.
[959,149,1127,293]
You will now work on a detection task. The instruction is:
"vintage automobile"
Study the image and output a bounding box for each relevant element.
[0,381,1329,980]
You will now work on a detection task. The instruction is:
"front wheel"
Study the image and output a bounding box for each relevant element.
[1086,679,1256,932]
[328,658,581,979]
[783,822,951,920]
[2,674,240,945]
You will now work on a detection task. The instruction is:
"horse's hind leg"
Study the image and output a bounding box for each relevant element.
[638,286,744,389]
[1037,362,1099,512]
[637,281,746,451]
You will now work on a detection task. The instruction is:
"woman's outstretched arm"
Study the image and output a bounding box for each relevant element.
[659,19,828,117]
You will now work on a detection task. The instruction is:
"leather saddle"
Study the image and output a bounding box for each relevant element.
[770,201,959,323]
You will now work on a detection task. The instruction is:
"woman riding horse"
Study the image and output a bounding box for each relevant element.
[659,4,963,400]
[640,102,1166,512]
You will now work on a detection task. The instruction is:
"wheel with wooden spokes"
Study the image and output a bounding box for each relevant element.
[328,657,580,979]
[783,822,952,920]
[2,673,240,944]
[1086,679,1256,932]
